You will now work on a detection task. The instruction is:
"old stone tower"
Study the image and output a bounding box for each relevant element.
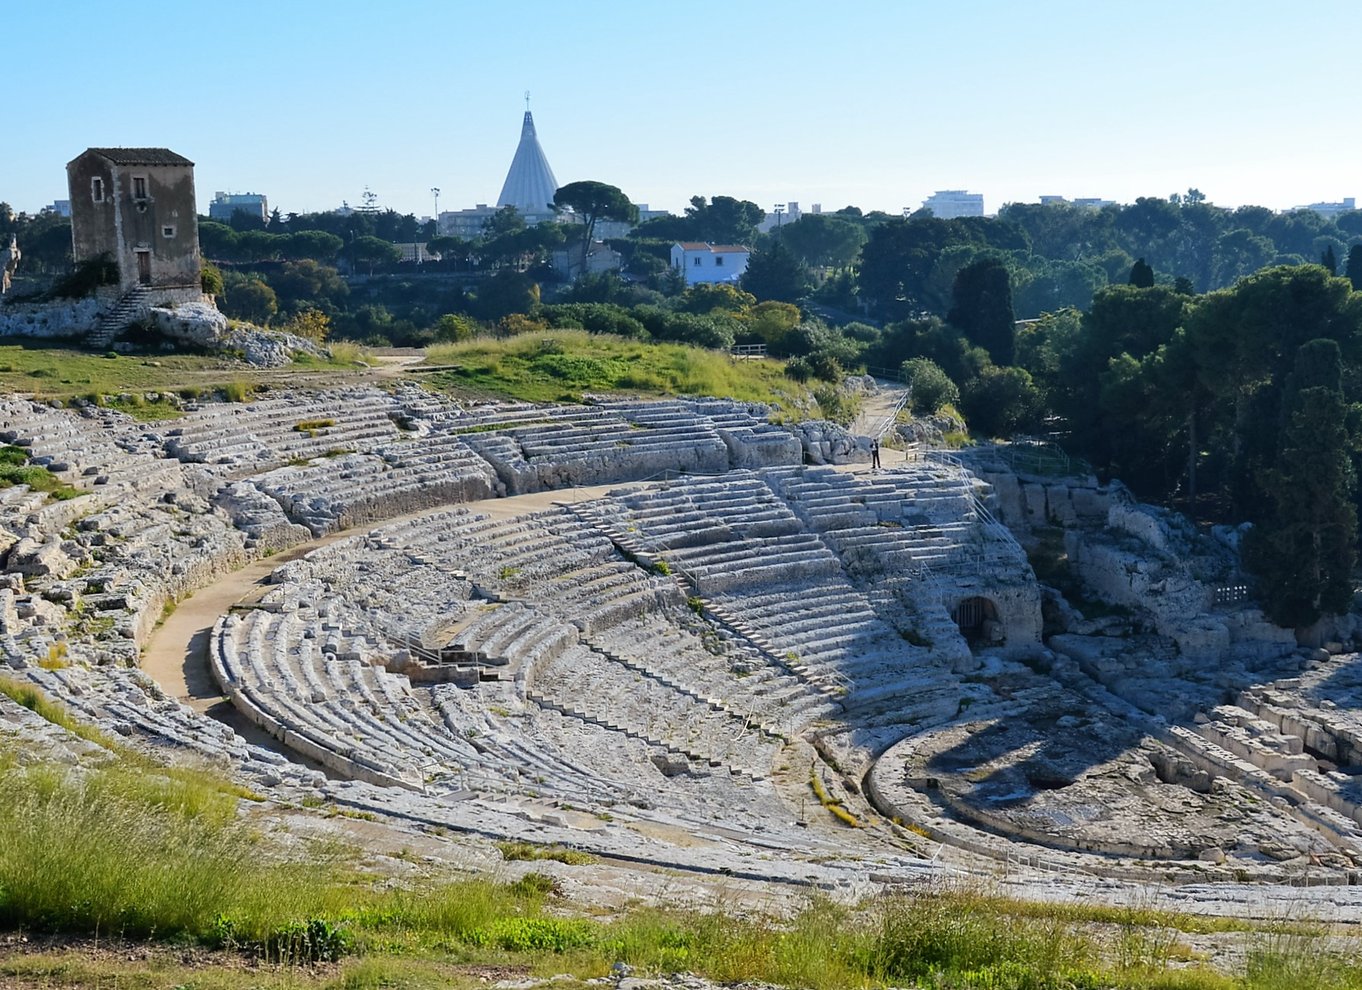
[66,148,203,301]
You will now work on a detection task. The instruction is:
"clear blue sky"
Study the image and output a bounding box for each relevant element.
[6,1,1359,218]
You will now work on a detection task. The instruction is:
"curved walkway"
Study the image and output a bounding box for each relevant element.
[140,483,627,712]
[140,450,907,715]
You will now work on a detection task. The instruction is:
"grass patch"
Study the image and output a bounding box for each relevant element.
[294,418,336,433]
[0,685,1356,988]
[37,642,69,670]
[425,331,818,409]
[104,392,183,420]
[326,340,370,365]
[495,841,596,866]
[221,380,255,402]
[0,737,1355,990]
[0,674,111,749]
[810,769,862,828]
[0,444,84,500]
[0,341,364,404]
[0,675,261,807]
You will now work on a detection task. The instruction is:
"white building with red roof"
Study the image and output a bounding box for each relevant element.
[670,241,749,286]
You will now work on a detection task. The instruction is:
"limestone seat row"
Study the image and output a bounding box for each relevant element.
[212,607,479,791]
[163,390,405,470]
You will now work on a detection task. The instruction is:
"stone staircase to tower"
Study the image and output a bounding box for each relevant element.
[88,286,150,348]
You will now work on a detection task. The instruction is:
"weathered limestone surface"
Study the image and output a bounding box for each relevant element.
[2,393,1360,891]
[0,297,102,337]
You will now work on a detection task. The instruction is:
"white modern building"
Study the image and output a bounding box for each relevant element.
[670,242,749,285]
[1038,195,1116,209]
[1297,197,1356,219]
[921,190,984,218]
[209,191,269,223]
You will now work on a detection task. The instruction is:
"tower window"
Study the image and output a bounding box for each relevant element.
[132,176,148,200]
[162,225,176,238]
[91,177,104,203]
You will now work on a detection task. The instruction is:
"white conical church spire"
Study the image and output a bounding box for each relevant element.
[496,94,559,215]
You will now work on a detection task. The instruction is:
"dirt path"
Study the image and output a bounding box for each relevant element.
[851,378,911,440]
[141,456,913,717]
[140,482,631,712]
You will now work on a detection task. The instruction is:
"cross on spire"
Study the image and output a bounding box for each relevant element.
[524,90,531,111]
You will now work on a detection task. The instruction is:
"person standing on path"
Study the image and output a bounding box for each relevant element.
[870,438,881,470]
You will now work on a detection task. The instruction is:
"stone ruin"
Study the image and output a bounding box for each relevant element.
[1,385,1361,900]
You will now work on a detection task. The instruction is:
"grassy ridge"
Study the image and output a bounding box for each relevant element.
[425,331,815,408]
[2,731,1361,988]
[0,339,364,408]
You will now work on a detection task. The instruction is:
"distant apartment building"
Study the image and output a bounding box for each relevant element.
[45,199,72,217]
[594,204,670,241]
[921,190,984,218]
[1297,197,1356,219]
[757,202,803,234]
[1038,195,1116,209]
[551,242,622,276]
[670,242,749,286]
[208,191,269,223]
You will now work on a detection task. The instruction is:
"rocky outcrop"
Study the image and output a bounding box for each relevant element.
[0,297,101,338]
[148,303,325,367]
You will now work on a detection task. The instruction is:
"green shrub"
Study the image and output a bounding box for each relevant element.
[221,381,254,403]
[495,841,596,866]
[0,446,84,500]
[264,917,353,964]
[46,254,119,300]
[200,261,225,296]
[901,357,960,415]
[812,385,862,426]
[784,355,814,382]
[467,917,596,952]
[509,872,562,898]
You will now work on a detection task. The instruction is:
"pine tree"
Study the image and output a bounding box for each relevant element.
[1244,338,1358,627]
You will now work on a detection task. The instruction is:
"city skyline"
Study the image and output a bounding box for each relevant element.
[6,1,1360,220]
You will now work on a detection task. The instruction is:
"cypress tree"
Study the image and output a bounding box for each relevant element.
[1346,244,1362,291]
[1128,258,1155,288]
[947,257,1015,365]
[1244,338,1358,627]
[1321,244,1338,274]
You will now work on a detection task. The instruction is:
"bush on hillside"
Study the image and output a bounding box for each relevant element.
[901,357,959,414]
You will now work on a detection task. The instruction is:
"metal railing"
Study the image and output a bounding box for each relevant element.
[923,450,1024,559]
[962,438,1092,479]
[872,388,913,441]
